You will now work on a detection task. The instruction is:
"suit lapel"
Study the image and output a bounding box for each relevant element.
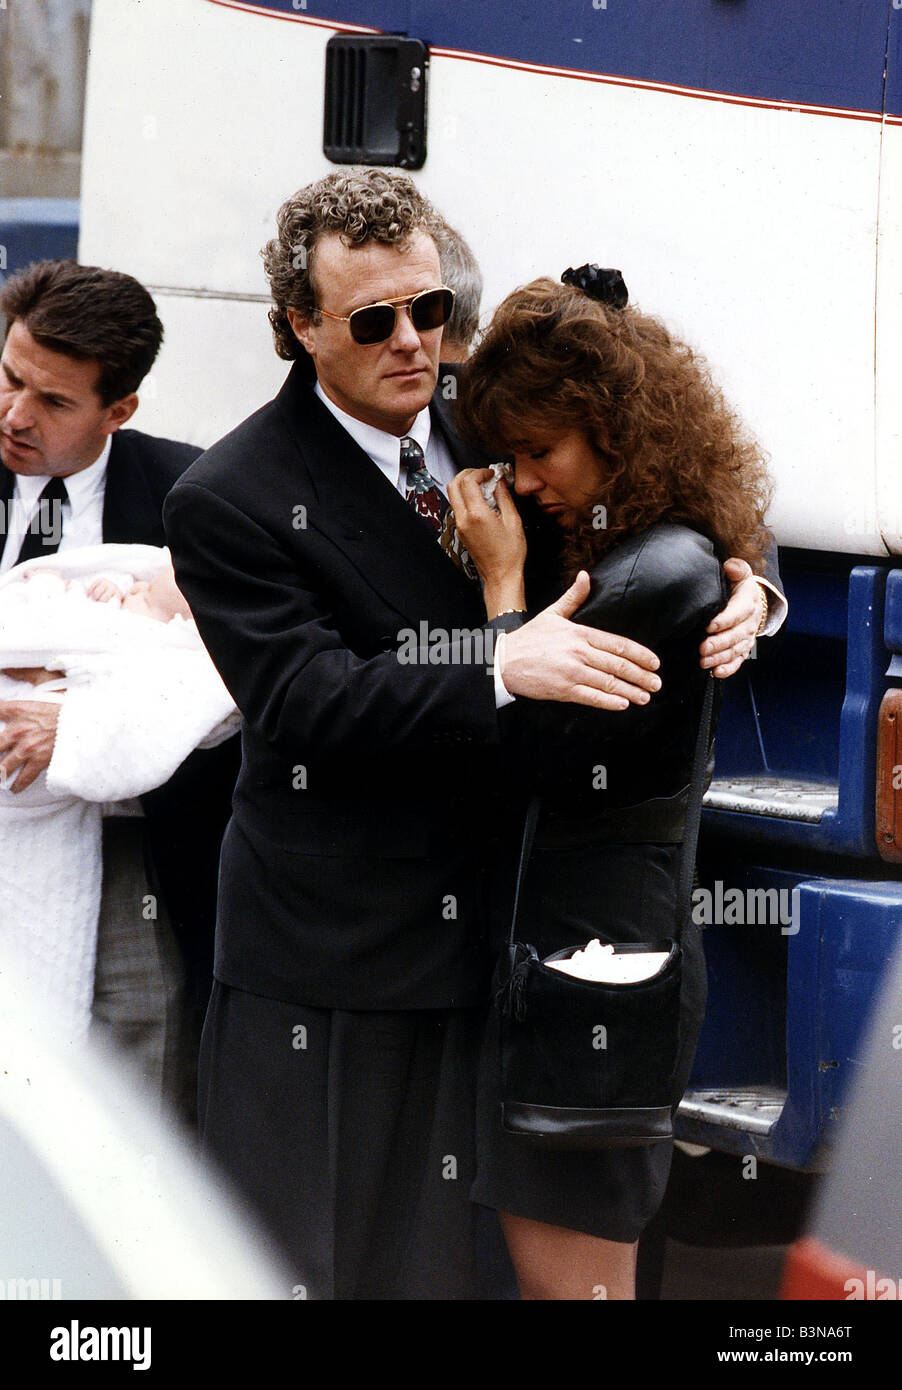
[102,432,161,544]
[277,366,486,629]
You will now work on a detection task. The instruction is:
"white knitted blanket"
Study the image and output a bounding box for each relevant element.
[0,544,239,1045]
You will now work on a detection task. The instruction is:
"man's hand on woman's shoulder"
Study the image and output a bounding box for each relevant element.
[499,571,662,711]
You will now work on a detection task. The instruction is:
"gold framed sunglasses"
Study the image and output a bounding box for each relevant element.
[317,286,455,345]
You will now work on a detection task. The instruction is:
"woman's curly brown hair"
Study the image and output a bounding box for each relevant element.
[457,278,772,575]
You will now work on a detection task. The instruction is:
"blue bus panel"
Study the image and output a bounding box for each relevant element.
[229,0,896,117]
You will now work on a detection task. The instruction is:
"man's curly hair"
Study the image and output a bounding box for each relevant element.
[457,278,773,575]
[261,168,444,360]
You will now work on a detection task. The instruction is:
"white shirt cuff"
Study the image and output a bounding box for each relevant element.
[755,577,788,636]
[493,631,515,708]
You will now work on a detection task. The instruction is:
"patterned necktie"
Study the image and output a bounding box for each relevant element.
[402,436,448,533]
[13,475,69,566]
[401,437,476,579]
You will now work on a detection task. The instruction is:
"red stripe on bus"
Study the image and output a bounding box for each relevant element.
[203,0,378,36]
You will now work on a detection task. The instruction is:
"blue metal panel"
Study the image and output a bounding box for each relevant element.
[0,200,80,278]
[815,882,902,1120]
[779,880,902,1164]
[834,567,888,853]
[775,878,824,1166]
[888,1,902,123]
[713,638,844,781]
[235,0,892,115]
[690,856,791,1089]
[228,0,408,31]
[682,875,902,1165]
[704,565,891,859]
[773,566,849,642]
[885,570,902,656]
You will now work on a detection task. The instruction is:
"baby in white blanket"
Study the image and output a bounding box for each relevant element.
[4,561,195,689]
[33,559,195,623]
[0,544,239,1046]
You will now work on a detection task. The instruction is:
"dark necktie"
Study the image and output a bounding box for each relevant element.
[13,476,69,566]
[401,437,476,579]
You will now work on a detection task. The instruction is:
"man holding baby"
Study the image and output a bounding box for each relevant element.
[0,260,233,1114]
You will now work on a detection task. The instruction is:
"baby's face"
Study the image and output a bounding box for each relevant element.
[122,568,193,623]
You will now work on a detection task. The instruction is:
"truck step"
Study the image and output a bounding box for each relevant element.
[704,776,838,823]
[678,1086,786,1136]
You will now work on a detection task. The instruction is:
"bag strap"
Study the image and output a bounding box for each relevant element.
[508,673,715,948]
[675,672,715,930]
[507,794,541,947]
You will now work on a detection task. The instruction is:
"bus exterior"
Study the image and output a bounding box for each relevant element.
[77,0,902,1171]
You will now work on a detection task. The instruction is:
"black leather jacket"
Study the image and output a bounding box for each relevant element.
[496,519,729,840]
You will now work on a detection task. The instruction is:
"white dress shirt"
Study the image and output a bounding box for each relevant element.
[313,383,515,707]
[0,436,112,574]
[313,382,457,494]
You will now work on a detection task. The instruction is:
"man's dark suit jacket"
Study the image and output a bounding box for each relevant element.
[0,428,239,1001]
[164,362,509,1012]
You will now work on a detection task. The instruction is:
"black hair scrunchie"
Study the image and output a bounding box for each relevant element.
[561,264,629,310]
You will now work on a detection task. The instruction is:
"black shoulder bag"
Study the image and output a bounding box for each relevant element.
[495,674,715,1150]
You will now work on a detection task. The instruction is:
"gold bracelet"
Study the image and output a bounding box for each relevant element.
[492,608,527,620]
[754,585,769,637]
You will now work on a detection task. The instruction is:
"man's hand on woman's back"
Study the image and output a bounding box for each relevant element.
[499,571,662,710]
[699,558,768,678]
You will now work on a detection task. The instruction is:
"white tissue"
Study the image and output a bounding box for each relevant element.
[479,462,514,511]
[546,938,670,983]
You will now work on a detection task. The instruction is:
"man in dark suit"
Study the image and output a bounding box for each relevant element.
[0,260,234,1115]
[163,170,778,1299]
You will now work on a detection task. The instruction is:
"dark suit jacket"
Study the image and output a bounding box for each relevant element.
[164,363,507,1011]
[0,428,239,1001]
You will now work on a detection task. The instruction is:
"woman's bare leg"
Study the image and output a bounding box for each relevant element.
[499,1211,638,1301]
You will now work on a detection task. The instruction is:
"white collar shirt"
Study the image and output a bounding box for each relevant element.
[0,435,112,574]
[313,381,457,493]
[312,380,514,708]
